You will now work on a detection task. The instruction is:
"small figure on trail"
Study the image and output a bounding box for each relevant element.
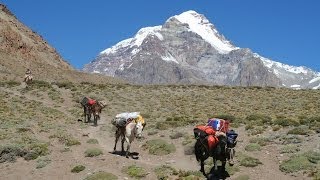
[24,68,33,84]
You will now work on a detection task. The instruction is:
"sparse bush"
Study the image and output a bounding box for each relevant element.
[287,125,310,135]
[4,80,21,87]
[239,156,262,167]
[154,165,177,180]
[147,130,159,136]
[84,148,103,157]
[84,171,118,180]
[274,118,299,127]
[234,174,250,180]
[71,165,85,173]
[143,139,176,155]
[86,139,99,144]
[122,165,148,178]
[36,156,51,169]
[280,145,300,154]
[52,81,75,89]
[245,143,261,152]
[246,114,272,125]
[184,144,194,155]
[280,153,315,173]
[249,137,270,146]
[225,165,240,176]
[31,80,52,89]
[49,133,80,146]
[177,169,204,179]
[169,132,184,139]
[0,144,26,163]
[279,135,303,145]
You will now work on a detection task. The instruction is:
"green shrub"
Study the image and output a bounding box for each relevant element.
[49,133,80,146]
[274,118,299,127]
[280,145,300,154]
[239,156,262,167]
[147,130,159,136]
[71,165,85,173]
[184,144,194,155]
[234,174,250,180]
[31,80,52,89]
[52,81,75,89]
[287,125,310,135]
[86,139,99,144]
[169,132,184,139]
[246,114,272,125]
[0,144,26,163]
[249,137,270,146]
[154,165,177,180]
[143,139,176,155]
[36,156,51,169]
[4,80,21,87]
[122,165,148,178]
[245,143,261,152]
[84,148,103,157]
[280,154,314,173]
[84,171,118,180]
[177,170,204,179]
[280,135,303,145]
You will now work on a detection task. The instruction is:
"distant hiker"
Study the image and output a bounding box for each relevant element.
[24,68,33,84]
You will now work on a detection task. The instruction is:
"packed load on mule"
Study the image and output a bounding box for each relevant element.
[112,112,146,128]
[194,118,238,165]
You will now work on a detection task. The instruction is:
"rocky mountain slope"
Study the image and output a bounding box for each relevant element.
[0,4,124,84]
[84,10,320,89]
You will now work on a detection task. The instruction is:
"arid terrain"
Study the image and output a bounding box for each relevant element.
[0,80,319,180]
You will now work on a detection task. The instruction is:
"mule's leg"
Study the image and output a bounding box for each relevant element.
[93,114,98,126]
[113,129,120,152]
[83,106,87,123]
[125,137,131,158]
[121,135,126,153]
[221,160,226,172]
[200,159,205,175]
[213,158,217,171]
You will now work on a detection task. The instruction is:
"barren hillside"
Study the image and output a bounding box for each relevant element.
[0,80,319,180]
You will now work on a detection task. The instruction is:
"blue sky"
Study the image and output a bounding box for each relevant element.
[2,0,320,71]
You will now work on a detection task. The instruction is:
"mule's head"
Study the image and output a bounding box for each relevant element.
[135,121,144,138]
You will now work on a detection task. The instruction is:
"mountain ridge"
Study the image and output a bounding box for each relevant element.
[84,10,320,89]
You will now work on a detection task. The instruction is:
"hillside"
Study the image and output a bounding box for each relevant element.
[0,4,126,85]
[0,80,319,179]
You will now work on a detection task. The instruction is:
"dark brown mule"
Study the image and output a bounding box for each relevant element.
[194,134,228,178]
[90,101,107,126]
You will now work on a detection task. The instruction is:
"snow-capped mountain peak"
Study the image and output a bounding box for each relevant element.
[100,26,162,55]
[173,10,238,54]
[84,10,320,89]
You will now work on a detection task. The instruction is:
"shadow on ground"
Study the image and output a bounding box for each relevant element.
[109,151,140,160]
